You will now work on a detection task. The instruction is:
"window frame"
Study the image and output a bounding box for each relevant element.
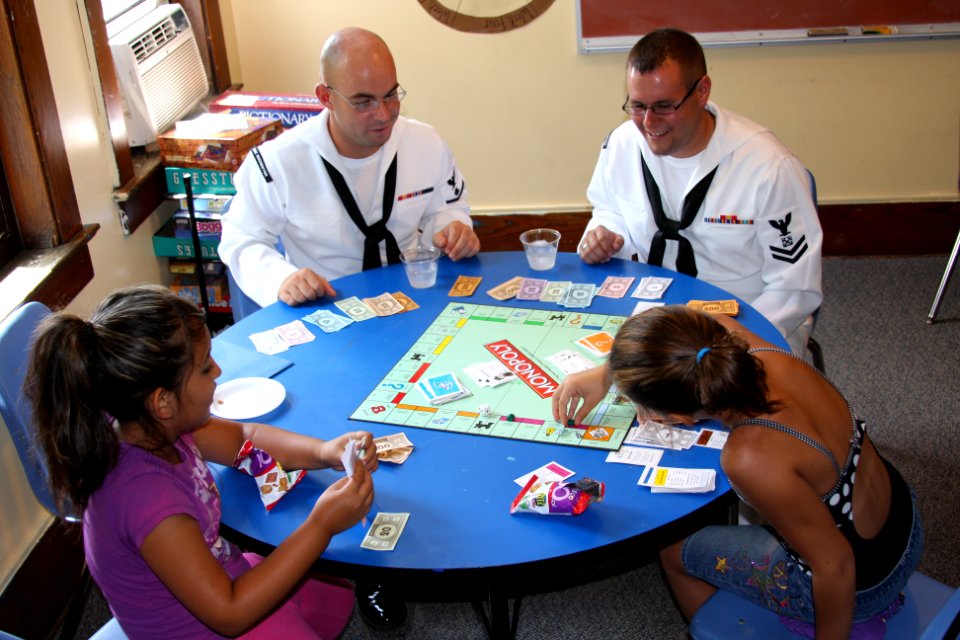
[0,0,97,317]
[83,0,234,235]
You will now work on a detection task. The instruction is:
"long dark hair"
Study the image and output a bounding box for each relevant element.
[609,306,778,418]
[25,285,207,511]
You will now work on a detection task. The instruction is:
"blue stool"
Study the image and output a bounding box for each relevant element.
[88,617,128,640]
[690,571,959,639]
[0,617,126,640]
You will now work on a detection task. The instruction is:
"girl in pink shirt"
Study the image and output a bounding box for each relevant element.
[27,285,375,639]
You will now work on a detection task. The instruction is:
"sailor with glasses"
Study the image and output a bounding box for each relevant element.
[578,28,822,357]
[221,27,480,309]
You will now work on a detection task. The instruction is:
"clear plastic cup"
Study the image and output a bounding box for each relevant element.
[399,246,441,288]
[520,228,561,271]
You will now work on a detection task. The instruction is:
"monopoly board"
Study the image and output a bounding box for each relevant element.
[350,303,638,450]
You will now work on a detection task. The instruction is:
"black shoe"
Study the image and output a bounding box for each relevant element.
[356,582,407,630]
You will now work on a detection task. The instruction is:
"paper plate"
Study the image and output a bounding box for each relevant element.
[211,377,286,420]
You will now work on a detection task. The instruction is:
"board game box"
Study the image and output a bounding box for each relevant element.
[158,116,283,170]
[351,303,638,450]
[208,91,324,129]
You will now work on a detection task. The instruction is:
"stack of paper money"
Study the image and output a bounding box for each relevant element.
[559,283,597,308]
[625,421,698,450]
[632,276,673,299]
[638,466,716,493]
[515,277,549,301]
[374,432,413,464]
[303,309,354,333]
[597,275,635,298]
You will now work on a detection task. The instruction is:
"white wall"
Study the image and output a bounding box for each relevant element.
[220,1,960,210]
[0,0,173,591]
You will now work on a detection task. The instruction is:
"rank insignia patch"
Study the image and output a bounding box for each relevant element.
[768,212,808,264]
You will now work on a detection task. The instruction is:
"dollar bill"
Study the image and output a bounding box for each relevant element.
[334,296,376,321]
[686,299,740,316]
[276,319,315,346]
[597,275,635,298]
[249,329,289,354]
[390,291,420,312]
[560,283,596,308]
[360,512,409,551]
[374,432,413,453]
[374,432,414,464]
[303,309,354,333]
[448,275,482,297]
[515,277,548,301]
[540,281,571,303]
[363,292,405,316]
[486,276,524,300]
[379,447,412,464]
[626,420,698,450]
[632,276,673,299]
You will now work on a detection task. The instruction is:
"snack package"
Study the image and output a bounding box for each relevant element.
[233,440,306,511]
[510,476,605,516]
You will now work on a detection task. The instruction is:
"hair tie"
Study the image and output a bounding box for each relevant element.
[696,347,712,363]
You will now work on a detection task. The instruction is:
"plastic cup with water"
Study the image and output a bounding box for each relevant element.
[520,228,561,271]
[400,246,441,288]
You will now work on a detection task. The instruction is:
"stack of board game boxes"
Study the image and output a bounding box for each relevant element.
[152,93,323,315]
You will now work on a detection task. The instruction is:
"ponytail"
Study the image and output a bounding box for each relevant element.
[27,314,119,513]
[26,285,206,511]
[609,306,778,418]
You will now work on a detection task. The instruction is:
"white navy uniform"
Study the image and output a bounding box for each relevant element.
[219,111,471,307]
[583,103,823,353]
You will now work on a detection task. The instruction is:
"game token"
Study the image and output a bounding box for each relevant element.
[567,419,575,427]
[507,413,515,422]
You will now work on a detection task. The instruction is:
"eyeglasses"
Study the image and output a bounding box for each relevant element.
[622,77,702,117]
[325,85,406,113]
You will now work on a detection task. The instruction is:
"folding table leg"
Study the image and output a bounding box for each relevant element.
[927,229,960,324]
[472,588,521,640]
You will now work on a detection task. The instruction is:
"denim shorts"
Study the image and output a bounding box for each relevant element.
[681,488,924,623]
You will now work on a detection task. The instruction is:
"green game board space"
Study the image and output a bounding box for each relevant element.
[349,303,636,449]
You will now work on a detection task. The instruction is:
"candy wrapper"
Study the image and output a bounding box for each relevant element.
[233,440,306,511]
[510,476,605,516]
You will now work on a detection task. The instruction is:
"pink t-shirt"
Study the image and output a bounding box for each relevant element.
[84,434,250,639]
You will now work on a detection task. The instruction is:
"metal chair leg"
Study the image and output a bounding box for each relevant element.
[927,228,960,324]
[808,337,825,374]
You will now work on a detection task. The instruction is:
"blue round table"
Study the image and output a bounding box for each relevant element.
[211,251,785,638]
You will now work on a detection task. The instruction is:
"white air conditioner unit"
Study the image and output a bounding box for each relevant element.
[108,4,209,146]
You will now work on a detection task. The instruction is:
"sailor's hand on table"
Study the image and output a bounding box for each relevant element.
[279,268,338,306]
[433,221,480,261]
[578,226,624,264]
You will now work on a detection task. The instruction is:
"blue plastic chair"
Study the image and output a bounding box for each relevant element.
[0,302,126,640]
[226,266,262,322]
[690,571,960,639]
[0,618,126,640]
[0,302,68,518]
[804,168,825,373]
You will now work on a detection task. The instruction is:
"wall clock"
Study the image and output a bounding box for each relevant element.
[416,0,556,34]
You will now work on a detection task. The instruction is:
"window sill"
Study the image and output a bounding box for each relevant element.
[112,150,166,236]
[0,224,99,320]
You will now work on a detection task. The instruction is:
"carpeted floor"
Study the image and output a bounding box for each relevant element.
[71,255,960,640]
